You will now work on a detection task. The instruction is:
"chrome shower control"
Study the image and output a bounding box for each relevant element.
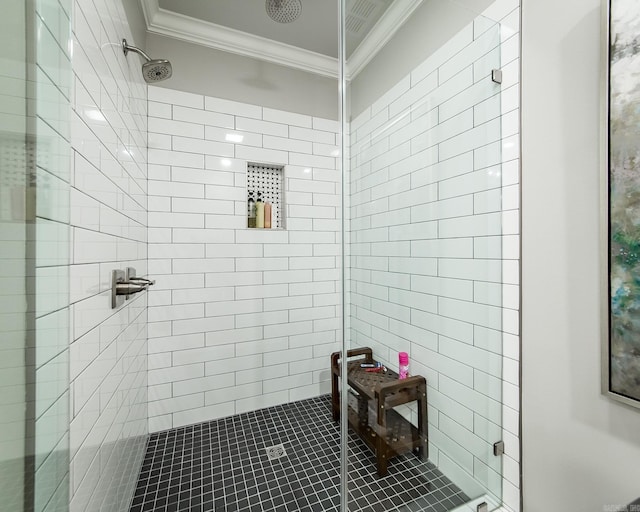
[111,269,126,309]
[124,267,155,301]
[126,267,155,286]
[111,269,155,308]
[115,282,148,295]
[129,276,156,286]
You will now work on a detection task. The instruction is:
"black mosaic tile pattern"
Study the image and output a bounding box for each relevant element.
[130,395,469,512]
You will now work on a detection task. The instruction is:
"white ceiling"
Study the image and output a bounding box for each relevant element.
[156,0,393,58]
[140,0,426,79]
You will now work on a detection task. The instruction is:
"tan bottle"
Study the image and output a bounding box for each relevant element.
[264,202,272,229]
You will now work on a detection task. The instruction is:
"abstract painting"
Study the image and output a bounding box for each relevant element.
[606,0,640,406]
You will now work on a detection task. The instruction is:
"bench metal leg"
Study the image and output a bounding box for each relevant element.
[416,381,428,460]
[331,371,339,422]
[376,443,388,477]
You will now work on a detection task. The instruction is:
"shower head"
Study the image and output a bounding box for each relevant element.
[266,0,302,23]
[142,60,173,83]
[122,39,173,83]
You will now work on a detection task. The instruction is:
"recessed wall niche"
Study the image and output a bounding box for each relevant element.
[246,163,284,229]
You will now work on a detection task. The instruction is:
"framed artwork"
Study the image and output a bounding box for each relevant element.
[602,0,640,408]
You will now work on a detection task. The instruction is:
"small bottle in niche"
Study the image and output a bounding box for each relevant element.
[264,202,272,229]
[247,194,256,228]
[256,192,265,228]
[398,352,409,379]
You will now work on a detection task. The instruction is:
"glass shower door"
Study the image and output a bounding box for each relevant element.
[0,1,72,510]
[0,2,30,509]
[342,2,506,510]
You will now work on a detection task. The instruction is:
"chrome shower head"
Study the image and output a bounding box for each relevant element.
[122,39,173,83]
[266,0,302,23]
[142,60,173,83]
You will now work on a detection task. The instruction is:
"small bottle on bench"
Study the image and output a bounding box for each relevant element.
[399,352,409,379]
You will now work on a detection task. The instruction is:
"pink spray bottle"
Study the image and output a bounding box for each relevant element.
[398,352,409,379]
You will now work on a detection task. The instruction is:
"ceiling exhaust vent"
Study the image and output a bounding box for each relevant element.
[266,0,302,24]
[345,0,389,35]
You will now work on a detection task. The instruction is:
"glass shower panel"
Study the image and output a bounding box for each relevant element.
[31,0,72,505]
[344,3,504,510]
[0,1,72,510]
[0,2,29,510]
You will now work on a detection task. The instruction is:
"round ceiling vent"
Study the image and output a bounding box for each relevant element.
[265,0,302,24]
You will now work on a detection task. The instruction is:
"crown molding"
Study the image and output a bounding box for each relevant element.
[140,0,425,81]
[347,0,425,80]
[140,0,159,28]
[141,0,339,79]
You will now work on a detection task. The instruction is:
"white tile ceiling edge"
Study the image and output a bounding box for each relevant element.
[140,0,425,81]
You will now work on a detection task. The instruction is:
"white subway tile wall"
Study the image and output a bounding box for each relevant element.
[69,0,148,511]
[146,86,341,431]
[347,2,520,510]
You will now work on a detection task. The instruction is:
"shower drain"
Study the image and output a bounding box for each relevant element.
[265,444,287,460]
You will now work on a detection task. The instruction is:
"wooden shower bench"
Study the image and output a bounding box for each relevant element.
[330,347,428,477]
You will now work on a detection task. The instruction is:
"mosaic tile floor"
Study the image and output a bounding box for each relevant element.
[130,395,469,512]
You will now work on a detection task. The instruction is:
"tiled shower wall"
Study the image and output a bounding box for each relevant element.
[146,86,341,431]
[347,1,520,510]
[68,0,148,510]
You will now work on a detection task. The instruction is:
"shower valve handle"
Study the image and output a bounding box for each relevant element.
[129,276,156,286]
[115,282,149,295]
[112,269,154,308]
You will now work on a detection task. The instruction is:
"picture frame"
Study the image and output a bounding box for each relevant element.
[601,0,640,409]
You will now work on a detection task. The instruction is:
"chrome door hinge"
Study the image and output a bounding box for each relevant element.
[477,502,488,512]
[493,440,505,456]
[491,69,503,84]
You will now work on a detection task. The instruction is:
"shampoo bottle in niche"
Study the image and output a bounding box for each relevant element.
[247,194,256,228]
[256,192,265,228]
[398,352,409,379]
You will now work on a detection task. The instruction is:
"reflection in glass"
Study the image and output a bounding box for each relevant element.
[344,2,504,510]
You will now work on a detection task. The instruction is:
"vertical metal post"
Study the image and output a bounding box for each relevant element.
[338,0,348,510]
[24,0,37,510]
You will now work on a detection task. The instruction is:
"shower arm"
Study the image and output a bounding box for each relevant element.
[122,39,151,62]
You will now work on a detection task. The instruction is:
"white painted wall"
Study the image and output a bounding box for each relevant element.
[521,0,640,510]
[146,33,339,120]
[122,0,147,50]
[145,86,341,432]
